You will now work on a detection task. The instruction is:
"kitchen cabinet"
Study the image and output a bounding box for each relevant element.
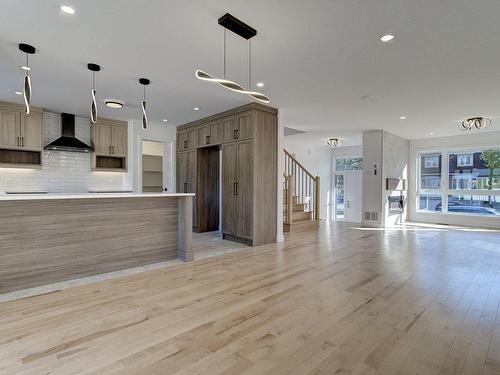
[177,149,197,229]
[176,103,278,246]
[0,103,43,168]
[177,128,197,150]
[92,118,128,171]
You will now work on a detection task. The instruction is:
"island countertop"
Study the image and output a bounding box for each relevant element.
[0,192,195,201]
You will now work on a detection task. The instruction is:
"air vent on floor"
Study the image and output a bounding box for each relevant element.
[371,212,379,221]
[364,212,371,220]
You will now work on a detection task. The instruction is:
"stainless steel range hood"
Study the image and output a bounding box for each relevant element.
[44,113,93,153]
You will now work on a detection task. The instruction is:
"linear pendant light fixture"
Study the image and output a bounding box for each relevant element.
[19,43,36,114]
[139,78,150,130]
[195,13,270,103]
[87,63,100,124]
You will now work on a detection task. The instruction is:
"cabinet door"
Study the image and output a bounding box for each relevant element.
[177,151,188,193]
[187,149,197,228]
[236,140,254,240]
[177,131,188,150]
[0,109,21,150]
[187,128,197,149]
[222,116,237,143]
[94,124,113,155]
[209,121,221,145]
[237,113,253,140]
[21,113,42,151]
[111,125,127,156]
[222,143,238,235]
[197,125,211,147]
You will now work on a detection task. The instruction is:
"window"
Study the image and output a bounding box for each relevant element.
[457,154,473,167]
[418,148,500,216]
[424,155,439,168]
[335,157,362,171]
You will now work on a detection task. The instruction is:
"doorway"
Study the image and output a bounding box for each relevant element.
[334,172,362,223]
[142,140,164,192]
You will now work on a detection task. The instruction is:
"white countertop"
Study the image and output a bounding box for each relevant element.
[0,192,195,201]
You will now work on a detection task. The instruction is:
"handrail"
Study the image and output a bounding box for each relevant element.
[283,149,316,180]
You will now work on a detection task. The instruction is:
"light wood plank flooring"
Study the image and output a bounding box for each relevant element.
[1,222,500,374]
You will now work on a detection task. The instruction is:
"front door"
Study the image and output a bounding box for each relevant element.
[344,172,362,223]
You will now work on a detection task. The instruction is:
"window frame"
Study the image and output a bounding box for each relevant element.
[456,153,473,167]
[417,147,500,217]
[424,155,439,168]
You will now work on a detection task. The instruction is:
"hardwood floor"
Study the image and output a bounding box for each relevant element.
[1,222,500,374]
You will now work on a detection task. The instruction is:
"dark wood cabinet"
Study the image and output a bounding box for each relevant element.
[222,143,237,236]
[235,140,254,240]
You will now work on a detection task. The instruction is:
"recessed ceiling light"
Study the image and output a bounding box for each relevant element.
[380,34,395,42]
[162,119,168,122]
[194,107,200,111]
[14,91,22,95]
[20,65,31,71]
[60,5,76,14]
[104,99,124,109]
[361,95,375,102]
[429,132,435,136]
[256,82,264,87]
[400,116,406,120]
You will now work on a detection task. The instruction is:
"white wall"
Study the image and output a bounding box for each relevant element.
[125,119,176,193]
[409,131,500,229]
[362,130,383,227]
[283,134,332,220]
[0,112,123,193]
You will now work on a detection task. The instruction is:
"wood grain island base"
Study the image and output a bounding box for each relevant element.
[0,193,193,293]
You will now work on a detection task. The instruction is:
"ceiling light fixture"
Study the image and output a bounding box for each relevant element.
[60,5,76,14]
[18,43,35,115]
[14,91,22,95]
[400,116,406,120]
[194,107,200,111]
[20,65,31,71]
[380,34,395,42]
[162,119,168,122]
[256,82,264,87]
[87,63,100,124]
[361,95,375,102]
[139,78,150,130]
[195,13,270,103]
[104,99,124,109]
[327,137,341,148]
[429,132,435,136]
[460,117,492,130]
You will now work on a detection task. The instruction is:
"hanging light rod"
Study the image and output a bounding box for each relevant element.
[19,43,35,115]
[139,78,150,130]
[87,63,100,124]
[195,13,269,104]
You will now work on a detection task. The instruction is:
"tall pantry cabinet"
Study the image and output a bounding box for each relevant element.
[176,103,278,246]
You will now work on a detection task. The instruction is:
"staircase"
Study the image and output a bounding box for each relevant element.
[283,149,320,232]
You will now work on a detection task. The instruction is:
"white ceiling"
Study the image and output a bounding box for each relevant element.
[2,0,500,142]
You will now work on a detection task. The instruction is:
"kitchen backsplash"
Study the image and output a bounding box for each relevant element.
[0,112,125,193]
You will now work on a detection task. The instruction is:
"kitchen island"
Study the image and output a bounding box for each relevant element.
[0,193,194,293]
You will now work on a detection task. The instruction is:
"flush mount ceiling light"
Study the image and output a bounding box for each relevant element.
[60,5,75,14]
[19,44,35,115]
[257,82,264,87]
[162,119,168,122]
[400,116,407,120]
[87,63,100,124]
[327,137,342,148]
[104,99,124,109]
[460,116,492,130]
[380,34,395,42]
[361,94,375,103]
[195,13,270,104]
[194,107,200,111]
[139,78,150,130]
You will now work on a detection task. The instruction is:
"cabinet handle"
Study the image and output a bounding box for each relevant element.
[109,146,112,154]
[184,140,188,149]
[206,135,210,144]
[112,146,115,154]
[235,129,239,139]
[184,182,188,193]
[236,182,238,196]
[21,137,25,147]
[233,129,237,139]
[17,137,20,147]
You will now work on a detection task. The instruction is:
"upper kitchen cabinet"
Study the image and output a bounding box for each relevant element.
[177,127,197,150]
[0,101,43,168]
[197,120,221,147]
[221,112,253,143]
[92,118,128,171]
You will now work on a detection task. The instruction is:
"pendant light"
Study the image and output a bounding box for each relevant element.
[139,78,150,130]
[19,44,36,115]
[87,63,100,124]
[195,13,270,103]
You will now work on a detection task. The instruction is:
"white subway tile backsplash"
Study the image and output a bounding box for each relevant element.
[0,112,124,193]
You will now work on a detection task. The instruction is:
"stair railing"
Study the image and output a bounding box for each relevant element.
[284,149,320,224]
